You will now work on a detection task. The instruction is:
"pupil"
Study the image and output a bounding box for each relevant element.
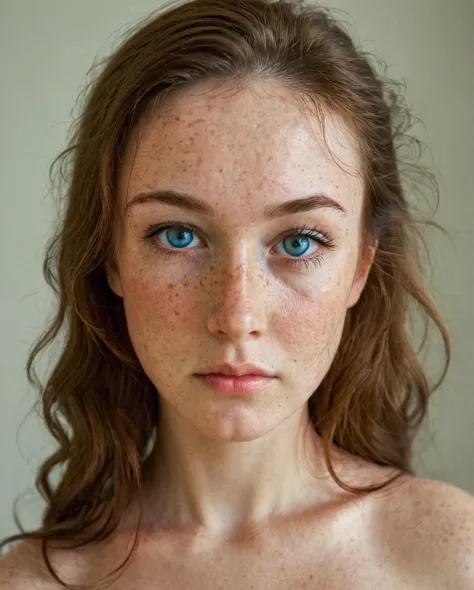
[169,228,192,247]
[286,236,308,257]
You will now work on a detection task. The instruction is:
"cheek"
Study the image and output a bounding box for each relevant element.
[275,274,351,376]
[120,266,201,367]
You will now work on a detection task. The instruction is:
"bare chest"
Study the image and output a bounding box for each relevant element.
[62,515,416,590]
[102,550,400,590]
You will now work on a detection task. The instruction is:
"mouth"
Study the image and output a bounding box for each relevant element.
[197,362,275,378]
[195,373,275,395]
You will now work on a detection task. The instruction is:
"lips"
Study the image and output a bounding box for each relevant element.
[197,362,274,378]
[196,373,274,395]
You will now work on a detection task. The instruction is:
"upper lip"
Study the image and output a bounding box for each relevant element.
[197,363,275,377]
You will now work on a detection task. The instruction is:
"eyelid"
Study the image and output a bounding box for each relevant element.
[142,218,336,242]
[142,220,337,265]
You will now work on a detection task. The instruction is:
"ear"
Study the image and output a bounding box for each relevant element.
[347,235,378,309]
[106,261,124,298]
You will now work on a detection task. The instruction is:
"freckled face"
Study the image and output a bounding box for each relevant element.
[108,79,372,442]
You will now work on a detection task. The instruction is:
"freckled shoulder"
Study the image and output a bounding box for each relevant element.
[376,476,474,589]
[0,539,83,589]
[0,540,47,588]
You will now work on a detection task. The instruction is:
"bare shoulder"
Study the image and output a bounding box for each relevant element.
[0,541,47,588]
[0,539,71,589]
[374,475,474,589]
[0,535,123,589]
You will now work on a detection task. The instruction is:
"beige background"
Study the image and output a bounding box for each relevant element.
[1,0,473,539]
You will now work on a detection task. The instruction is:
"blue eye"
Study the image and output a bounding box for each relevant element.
[143,221,335,270]
[275,234,317,258]
[159,226,197,249]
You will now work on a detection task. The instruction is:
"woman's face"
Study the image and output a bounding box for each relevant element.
[109,79,374,442]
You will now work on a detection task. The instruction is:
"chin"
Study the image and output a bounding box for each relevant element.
[195,405,291,443]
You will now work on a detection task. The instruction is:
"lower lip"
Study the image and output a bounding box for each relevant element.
[196,374,274,395]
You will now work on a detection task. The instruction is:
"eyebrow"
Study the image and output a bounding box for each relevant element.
[124,189,348,219]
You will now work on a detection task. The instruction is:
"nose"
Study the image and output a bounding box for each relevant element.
[206,249,268,343]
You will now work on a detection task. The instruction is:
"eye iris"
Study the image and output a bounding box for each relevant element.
[283,235,310,257]
[167,227,193,248]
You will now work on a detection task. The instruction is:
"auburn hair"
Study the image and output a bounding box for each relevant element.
[1,0,450,587]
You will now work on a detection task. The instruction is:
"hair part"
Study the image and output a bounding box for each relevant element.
[1,1,450,587]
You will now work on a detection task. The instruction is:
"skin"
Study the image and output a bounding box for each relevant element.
[107,77,377,536]
[2,78,474,588]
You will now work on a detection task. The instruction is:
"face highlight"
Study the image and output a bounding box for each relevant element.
[108,79,374,442]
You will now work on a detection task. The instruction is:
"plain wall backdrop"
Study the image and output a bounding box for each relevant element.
[1,0,473,539]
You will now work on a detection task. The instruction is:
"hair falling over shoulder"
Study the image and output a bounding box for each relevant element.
[1,1,450,587]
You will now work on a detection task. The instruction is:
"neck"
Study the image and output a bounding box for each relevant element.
[139,401,348,538]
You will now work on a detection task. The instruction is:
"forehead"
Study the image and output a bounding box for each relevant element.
[117,80,363,216]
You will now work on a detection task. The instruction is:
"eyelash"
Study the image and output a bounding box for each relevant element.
[142,220,335,270]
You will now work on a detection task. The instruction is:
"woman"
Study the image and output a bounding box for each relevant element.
[1,0,473,587]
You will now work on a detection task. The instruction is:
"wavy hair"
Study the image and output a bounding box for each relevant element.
[0,0,450,587]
